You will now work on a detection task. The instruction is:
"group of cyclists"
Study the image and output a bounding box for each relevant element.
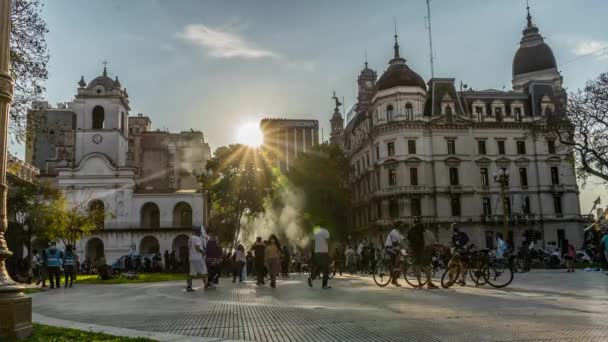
[370,222,514,289]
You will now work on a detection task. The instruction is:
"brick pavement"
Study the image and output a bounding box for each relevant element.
[31,271,608,341]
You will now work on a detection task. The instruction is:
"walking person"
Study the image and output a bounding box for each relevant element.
[265,235,281,288]
[334,246,345,276]
[233,244,246,283]
[205,233,221,287]
[252,237,266,285]
[186,228,207,292]
[565,240,576,272]
[62,245,78,288]
[308,225,331,289]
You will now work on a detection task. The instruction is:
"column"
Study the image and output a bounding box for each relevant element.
[0,0,33,339]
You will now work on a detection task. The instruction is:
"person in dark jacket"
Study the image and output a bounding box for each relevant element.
[251,237,266,285]
[281,245,290,277]
[205,233,221,288]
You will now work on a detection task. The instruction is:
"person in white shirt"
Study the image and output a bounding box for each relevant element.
[187,228,207,292]
[384,224,405,287]
[308,225,331,289]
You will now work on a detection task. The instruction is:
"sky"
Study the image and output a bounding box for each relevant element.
[14,0,608,213]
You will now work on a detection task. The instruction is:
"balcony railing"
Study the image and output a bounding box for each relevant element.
[374,186,432,196]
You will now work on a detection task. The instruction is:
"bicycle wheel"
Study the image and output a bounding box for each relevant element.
[484,261,514,288]
[403,263,427,288]
[372,258,393,287]
[468,265,487,286]
[441,262,461,289]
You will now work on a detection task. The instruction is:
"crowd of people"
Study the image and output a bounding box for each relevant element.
[28,242,80,289]
[186,228,332,292]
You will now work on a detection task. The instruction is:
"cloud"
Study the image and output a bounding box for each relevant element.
[572,40,608,61]
[177,24,279,59]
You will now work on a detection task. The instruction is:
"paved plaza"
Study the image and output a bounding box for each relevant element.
[31,270,608,342]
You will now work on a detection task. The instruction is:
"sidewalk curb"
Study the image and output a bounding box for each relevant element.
[32,313,248,342]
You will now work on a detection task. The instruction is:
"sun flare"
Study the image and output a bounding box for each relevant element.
[236,122,264,147]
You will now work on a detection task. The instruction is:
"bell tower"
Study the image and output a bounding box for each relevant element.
[356,55,377,115]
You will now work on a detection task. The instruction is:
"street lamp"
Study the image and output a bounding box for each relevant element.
[0,0,33,338]
[493,169,510,242]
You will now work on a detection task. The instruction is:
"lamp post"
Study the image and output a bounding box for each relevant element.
[0,0,33,339]
[493,169,510,242]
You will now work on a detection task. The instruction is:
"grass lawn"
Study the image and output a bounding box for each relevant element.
[75,273,187,285]
[24,323,156,341]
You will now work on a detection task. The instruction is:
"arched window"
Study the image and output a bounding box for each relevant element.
[445,106,453,121]
[86,238,105,260]
[386,104,394,122]
[92,106,105,129]
[139,236,160,254]
[89,200,105,229]
[405,103,413,120]
[141,202,160,228]
[172,202,193,227]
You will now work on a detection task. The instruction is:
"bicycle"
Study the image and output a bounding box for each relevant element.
[373,248,404,287]
[443,247,514,289]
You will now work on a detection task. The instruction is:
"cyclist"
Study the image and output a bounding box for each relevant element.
[450,223,470,286]
[384,223,405,287]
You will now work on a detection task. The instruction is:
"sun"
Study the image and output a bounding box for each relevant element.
[236,122,263,147]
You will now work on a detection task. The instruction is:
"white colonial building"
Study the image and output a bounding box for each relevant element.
[331,9,585,250]
[26,66,211,264]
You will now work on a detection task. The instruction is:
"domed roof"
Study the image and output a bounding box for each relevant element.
[377,63,426,91]
[86,75,116,90]
[85,66,121,90]
[376,34,426,91]
[512,8,557,76]
[513,42,556,75]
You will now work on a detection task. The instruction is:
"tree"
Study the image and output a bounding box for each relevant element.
[286,143,352,240]
[10,0,49,142]
[35,194,106,247]
[552,72,608,184]
[200,144,277,246]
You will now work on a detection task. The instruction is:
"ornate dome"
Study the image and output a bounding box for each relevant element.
[377,63,426,91]
[86,75,116,90]
[85,66,121,90]
[376,34,426,91]
[512,8,557,76]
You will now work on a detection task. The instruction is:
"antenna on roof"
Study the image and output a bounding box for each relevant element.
[364,48,368,68]
[425,0,435,78]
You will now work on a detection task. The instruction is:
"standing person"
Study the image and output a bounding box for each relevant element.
[450,223,470,286]
[205,233,221,287]
[252,237,266,285]
[62,245,78,288]
[384,224,405,287]
[308,225,331,289]
[245,251,253,277]
[601,231,608,274]
[186,228,207,292]
[418,225,439,289]
[32,249,42,286]
[281,245,291,277]
[265,235,281,288]
[334,246,345,276]
[45,242,63,289]
[164,250,170,272]
[345,245,356,275]
[169,250,177,272]
[565,240,576,272]
[233,244,246,283]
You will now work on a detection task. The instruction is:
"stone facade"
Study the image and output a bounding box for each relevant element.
[26,67,211,264]
[333,11,585,250]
